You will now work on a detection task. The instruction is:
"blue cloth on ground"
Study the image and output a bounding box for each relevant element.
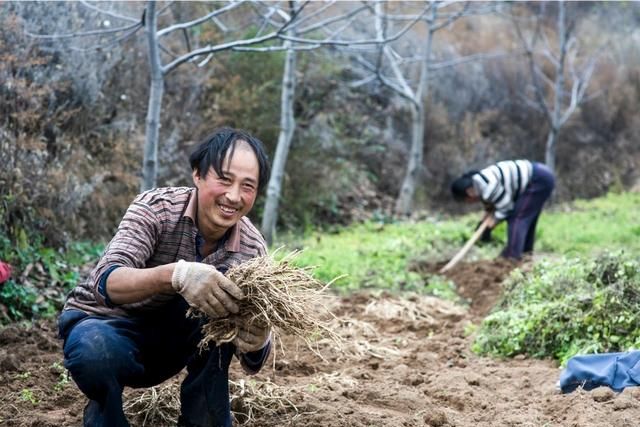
[559,351,640,393]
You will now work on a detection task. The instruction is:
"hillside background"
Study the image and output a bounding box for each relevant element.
[2,1,640,247]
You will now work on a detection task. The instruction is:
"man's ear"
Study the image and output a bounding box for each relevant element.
[192,169,201,187]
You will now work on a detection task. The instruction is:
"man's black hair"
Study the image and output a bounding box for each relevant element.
[189,127,270,192]
[450,170,479,201]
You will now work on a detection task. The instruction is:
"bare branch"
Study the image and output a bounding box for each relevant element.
[281,4,429,47]
[348,74,377,88]
[541,46,560,69]
[312,14,362,44]
[278,0,313,33]
[533,65,555,90]
[26,21,141,40]
[157,2,245,38]
[352,53,413,102]
[280,0,334,30]
[79,1,139,23]
[181,28,192,52]
[211,15,230,33]
[197,53,214,67]
[429,2,470,32]
[66,24,143,52]
[429,51,510,71]
[253,5,280,35]
[519,92,546,113]
[157,2,175,17]
[232,43,320,52]
[162,31,282,74]
[158,42,180,60]
[295,4,369,34]
[559,54,597,126]
[383,47,416,102]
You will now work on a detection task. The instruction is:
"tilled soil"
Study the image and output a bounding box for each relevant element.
[1,259,639,427]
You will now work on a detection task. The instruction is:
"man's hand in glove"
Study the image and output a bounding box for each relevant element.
[171,260,244,318]
[233,321,271,353]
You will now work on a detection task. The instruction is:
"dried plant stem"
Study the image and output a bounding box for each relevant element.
[199,251,341,353]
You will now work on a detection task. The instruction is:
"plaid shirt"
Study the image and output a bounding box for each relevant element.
[64,187,267,317]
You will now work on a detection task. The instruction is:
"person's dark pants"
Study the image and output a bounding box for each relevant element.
[58,297,234,427]
[501,162,555,259]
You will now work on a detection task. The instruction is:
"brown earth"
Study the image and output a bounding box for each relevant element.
[1,259,640,427]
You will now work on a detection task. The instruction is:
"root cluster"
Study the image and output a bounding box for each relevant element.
[199,251,339,352]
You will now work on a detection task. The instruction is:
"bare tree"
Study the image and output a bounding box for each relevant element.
[261,3,297,245]
[352,1,497,217]
[260,0,427,243]
[26,1,423,198]
[512,1,598,175]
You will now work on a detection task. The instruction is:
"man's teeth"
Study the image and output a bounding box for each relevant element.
[220,205,237,213]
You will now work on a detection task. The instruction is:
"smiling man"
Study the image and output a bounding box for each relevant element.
[58,128,272,427]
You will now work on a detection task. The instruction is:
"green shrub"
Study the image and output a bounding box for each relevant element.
[0,233,102,323]
[473,251,640,365]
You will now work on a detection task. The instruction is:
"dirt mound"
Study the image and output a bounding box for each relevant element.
[410,257,519,318]
[1,260,638,426]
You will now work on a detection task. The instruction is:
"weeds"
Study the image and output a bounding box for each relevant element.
[19,389,37,405]
[473,251,640,365]
[0,234,102,323]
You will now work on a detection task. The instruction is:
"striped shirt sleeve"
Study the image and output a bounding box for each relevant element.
[88,194,162,307]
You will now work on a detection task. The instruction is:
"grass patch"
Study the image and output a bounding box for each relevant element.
[283,192,639,295]
[537,192,640,256]
[282,217,499,294]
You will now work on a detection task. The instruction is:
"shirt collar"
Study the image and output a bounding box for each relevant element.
[185,188,242,253]
[184,188,197,221]
[225,221,242,252]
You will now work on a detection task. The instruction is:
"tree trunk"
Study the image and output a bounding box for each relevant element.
[394,19,433,218]
[141,1,165,192]
[394,101,425,217]
[545,127,558,175]
[546,0,566,177]
[261,41,297,245]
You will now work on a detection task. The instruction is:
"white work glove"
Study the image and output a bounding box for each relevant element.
[233,321,271,353]
[171,260,244,318]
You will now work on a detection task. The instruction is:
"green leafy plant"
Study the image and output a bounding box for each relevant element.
[51,361,70,392]
[15,371,31,380]
[0,232,103,323]
[473,251,640,365]
[20,388,37,405]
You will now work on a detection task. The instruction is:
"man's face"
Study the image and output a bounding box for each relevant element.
[465,186,480,203]
[193,141,260,241]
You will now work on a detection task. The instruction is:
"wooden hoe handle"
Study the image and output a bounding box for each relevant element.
[439,215,492,274]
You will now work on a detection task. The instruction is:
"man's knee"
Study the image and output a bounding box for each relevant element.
[63,318,141,389]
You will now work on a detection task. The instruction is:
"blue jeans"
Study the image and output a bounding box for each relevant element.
[502,162,555,259]
[59,296,234,427]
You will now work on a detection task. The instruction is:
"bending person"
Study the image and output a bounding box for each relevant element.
[450,159,555,259]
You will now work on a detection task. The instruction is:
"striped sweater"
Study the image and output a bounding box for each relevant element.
[472,160,533,220]
[64,187,267,318]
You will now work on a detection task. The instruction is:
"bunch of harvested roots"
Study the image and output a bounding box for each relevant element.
[198,251,339,351]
